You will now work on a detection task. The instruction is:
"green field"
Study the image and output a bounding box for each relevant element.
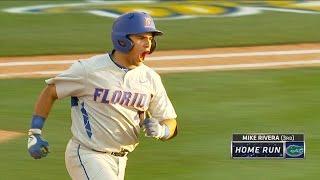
[1,68,319,179]
[1,0,320,179]
[0,1,320,56]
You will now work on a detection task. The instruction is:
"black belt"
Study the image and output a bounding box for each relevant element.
[111,151,127,157]
[91,149,128,157]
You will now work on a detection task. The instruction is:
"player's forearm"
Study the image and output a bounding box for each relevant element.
[28,84,56,159]
[33,84,58,118]
[160,118,177,140]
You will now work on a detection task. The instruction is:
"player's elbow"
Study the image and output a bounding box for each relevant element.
[44,84,58,100]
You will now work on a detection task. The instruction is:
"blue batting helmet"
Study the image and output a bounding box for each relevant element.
[111,12,163,53]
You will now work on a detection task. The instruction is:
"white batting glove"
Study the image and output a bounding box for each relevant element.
[143,118,170,139]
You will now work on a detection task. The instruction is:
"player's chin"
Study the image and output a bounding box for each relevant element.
[137,54,146,63]
[139,51,150,61]
[133,51,149,66]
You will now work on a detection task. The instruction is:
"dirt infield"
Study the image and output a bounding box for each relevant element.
[0,43,320,78]
[0,130,24,143]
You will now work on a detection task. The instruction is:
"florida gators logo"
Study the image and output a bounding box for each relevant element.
[144,17,153,27]
[286,145,304,157]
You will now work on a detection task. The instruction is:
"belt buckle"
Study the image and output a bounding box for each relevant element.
[111,151,125,157]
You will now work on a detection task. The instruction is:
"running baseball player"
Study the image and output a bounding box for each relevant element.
[27,12,178,180]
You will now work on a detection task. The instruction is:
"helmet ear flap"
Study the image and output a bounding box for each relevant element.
[149,38,157,54]
[112,33,134,53]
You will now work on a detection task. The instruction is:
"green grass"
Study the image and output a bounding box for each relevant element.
[1,67,320,179]
[0,1,320,56]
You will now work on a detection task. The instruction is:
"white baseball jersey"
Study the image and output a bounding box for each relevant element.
[46,53,177,153]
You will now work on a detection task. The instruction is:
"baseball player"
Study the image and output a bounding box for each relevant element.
[27,12,178,180]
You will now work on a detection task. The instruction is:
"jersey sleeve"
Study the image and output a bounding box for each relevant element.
[45,61,87,99]
[148,74,177,121]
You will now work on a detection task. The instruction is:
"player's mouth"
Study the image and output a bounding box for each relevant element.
[138,51,150,61]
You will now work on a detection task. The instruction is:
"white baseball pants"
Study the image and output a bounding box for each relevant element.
[65,139,127,180]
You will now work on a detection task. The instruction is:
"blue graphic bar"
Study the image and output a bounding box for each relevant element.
[80,102,92,138]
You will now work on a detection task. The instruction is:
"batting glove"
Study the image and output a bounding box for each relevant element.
[27,115,49,159]
[28,129,49,159]
[143,118,170,140]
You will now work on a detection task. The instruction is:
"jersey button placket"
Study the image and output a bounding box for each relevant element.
[122,70,132,88]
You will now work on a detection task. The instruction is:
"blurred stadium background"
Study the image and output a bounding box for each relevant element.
[0,1,319,179]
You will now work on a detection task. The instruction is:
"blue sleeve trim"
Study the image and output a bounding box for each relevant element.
[31,115,45,129]
[71,96,79,107]
[80,102,92,138]
[77,144,90,180]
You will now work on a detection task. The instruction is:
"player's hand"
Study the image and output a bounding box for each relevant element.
[143,118,169,139]
[28,132,49,159]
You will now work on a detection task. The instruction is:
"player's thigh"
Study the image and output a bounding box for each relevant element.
[82,156,119,180]
[65,140,119,180]
[90,154,128,180]
[118,156,128,180]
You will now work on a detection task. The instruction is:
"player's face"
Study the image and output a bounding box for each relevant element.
[128,33,153,66]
